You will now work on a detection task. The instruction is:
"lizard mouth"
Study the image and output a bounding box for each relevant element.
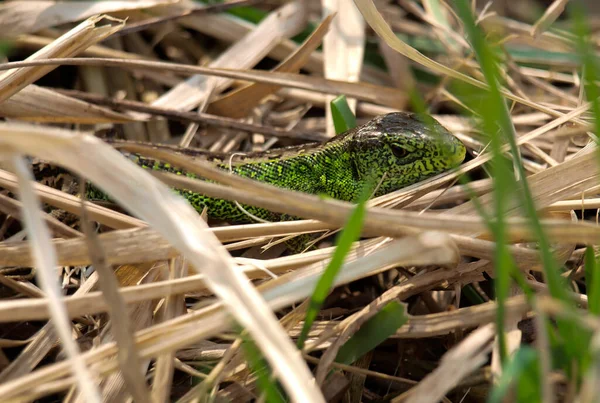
[450,141,466,167]
[440,138,466,168]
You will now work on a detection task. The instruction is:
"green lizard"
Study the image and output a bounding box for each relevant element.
[36,112,466,224]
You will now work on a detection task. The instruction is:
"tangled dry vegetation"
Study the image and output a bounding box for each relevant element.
[0,0,599,402]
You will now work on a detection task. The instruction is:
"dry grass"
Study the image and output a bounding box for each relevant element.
[0,1,598,402]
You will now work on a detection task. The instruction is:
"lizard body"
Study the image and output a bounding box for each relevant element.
[36,112,466,223]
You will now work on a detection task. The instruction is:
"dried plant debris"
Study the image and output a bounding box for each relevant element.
[1,1,600,402]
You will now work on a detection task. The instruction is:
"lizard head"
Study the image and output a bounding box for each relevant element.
[347,112,466,196]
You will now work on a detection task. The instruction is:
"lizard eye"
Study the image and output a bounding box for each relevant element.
[390,144,409,159]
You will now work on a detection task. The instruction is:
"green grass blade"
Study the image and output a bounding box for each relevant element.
[454,1,575,365]
[456,0,569,304]
[199,0,267,24]
[296,187,367,349]
[461,284,487,305]
[330,95,358,134]
[585,247,600,316]
[240,331,286,403]
[493,242,512,362]
[560,3,600,373]
[0,41,11,58]
[488,346,539,403]
[571,4,600,173]
[335,301,407,365]
[415,73,515,361]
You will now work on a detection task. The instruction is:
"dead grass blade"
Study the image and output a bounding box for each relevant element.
[402,324,495,403]
[531,0,570,37]
[7,156,101,403]
[0,0,176,37]
[0,272,205,323]
[0,235,460,326]
[0,226,543,287]
[151,258,186,402]
[55,90,326,141]
[0,168,144,229]
[78,194,150,402]
[0,222,337,268]
[0,272,44,299]
[0,239,398,323]
[12,34,148,60]
[323,1,365,136]
[260,233,460,318]
[0,84,134,123]
[393,296,529,339]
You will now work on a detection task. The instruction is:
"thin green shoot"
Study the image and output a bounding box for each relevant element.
[335,301,407,365]
[240,330,286,403]
[296,176,371,349]
[330,95,358,134]
[585,247,600,316]
[488,346,540,403]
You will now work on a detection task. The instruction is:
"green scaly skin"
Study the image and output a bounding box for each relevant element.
[36,113,466,224]
[121,112,466,222]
